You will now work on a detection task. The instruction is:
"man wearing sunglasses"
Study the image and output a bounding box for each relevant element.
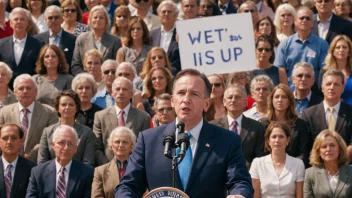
[312,0,352,44]
[35,6,76,73]
[130,0,161,31]
[274,6,329,90]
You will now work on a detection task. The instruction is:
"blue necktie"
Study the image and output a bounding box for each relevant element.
[176,132,192,190]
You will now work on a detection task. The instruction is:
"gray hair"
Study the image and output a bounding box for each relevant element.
[14,74,38,90]
[158,0,179,16]
[181,0,200,6]
[224,83,247,99]
[88,5,111,32]
[9,7,31,21]
[44,5,62,18]
[274,3,296,34]
[72,73,98,97]
[238,1,258,13]
[101,59,119,73]
[322,69,345,85]
[154,93,172,109]
[296,6,314,19]
[291,62,315,77]
[52,125,79,145]
[117,62,137,75]
[112,76,133,91]
[0,62,13,80]
[250,75,274,91]
[107,126,136,147]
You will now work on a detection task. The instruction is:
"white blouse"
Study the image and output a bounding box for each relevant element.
[32,13,48,33]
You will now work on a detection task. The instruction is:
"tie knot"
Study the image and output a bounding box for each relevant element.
[22,108,30,113]
[6,164,13,171]
[187,132,192,139]
[232,120,238,127]
[60,167,66,173]
[329,107,334,113]
[119,110,124,115]
[219,4,226,9]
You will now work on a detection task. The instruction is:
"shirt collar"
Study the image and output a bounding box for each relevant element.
[323,100,341,114]
[18,102,35,113]
[161,25,176,33]
[114,103,131,116]
[293,32,315,43]
[256,1,263,11]
[55,159,73,174]
[317,14,333,23]
[294,91,312,101]
[227,114,242,127]
[13,34,28,43]
[175,118,202,142]
[115,157,128,168]
[2,155,19,170]
[50,29,63,38]
[105,2,112,11]
[219,1,229,7]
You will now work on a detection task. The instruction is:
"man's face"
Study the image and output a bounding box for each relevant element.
[116,65,135,82]
[0,126,23,158]
[51,130,78,164]
[322,75,344,102]
[10,10,29,33]
[182,0,199,19]
[295,8,314,32]
[223,87,247,115]
[159,4,177,25]
[171,75,210,126]
[44,9,63,32]
[111,79,134,108]
[155,99,175,125]
[14,78,37,107]
[314,0,333,15]
[251,81,270,104]
[102,64,117,87]
[292,67,315,91]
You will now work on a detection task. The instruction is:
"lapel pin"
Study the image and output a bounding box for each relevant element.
[205,143,210,147]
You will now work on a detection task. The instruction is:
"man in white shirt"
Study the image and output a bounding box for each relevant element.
[130,0,160,31]
[26,125,94,197]
[0,123,36,198]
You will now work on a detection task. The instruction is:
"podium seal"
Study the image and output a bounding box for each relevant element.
[143,187,189,198]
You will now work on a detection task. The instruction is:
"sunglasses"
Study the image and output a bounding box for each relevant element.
[244,9,255,13]
[135,0,148,3]
[298,16,311,21]
[211,83,222,87]
[296,73,312,79]
[157,107,173,113]
[64,9,76,13]
[47,15,60,20]
[103,69,116,75]
[257,48,272,52]
[151,55,164,60]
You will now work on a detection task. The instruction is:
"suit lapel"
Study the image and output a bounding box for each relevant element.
[18,36,32,66]
[0,159,5,198]
[25,102,41,150]
[125,107,136,129]
[336,102,347,133]
[99,33,109,56]
[240,116,250,143]
[317,103,328,130]
[12,104,20,125]
[167,29,177,55]
[44,160,57,197]
[107,107,118,130]
[326,14,336,43]
[59,30,66,50]
[153,28,161,46]
[219,117,229,130]
[11,156,24,196]
[86,32,96,52]
[334,165,350,197]
[7,37,17,67]
[44,31,50,44]
[316,167,333,197]
[105,160,119,189]
[67,161,79,197]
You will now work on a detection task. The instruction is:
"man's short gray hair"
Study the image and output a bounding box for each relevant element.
[112,76,133,91]
[101,60,119,73]
[107,126,136,147]
[13,74,38,90]
[44,5,62,18]
[224,83,247,99]
[117,62,137,75]
[9,7,31,21]
[0,62,13,80]
[52,125,79,145]
[291,62,315,77]
[158,0,179,16]
[322,69,345,85]
[250,75,274,91]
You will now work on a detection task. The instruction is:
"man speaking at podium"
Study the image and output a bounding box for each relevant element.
[115,69,253,198]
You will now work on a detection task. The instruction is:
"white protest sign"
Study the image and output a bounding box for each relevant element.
[176,13,256,75]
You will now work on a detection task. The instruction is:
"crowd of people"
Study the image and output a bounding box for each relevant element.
[1,0,352,197]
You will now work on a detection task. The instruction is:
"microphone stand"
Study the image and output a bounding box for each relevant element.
[172,147,186,188]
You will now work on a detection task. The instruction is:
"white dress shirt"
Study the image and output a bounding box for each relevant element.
[243,105,264,121]
[49,29,62,46]
[114,103,131,123]
[317,14,332,40]
[131,11,161,31]
[32,13,48,33]
[13,35,27,65]
[227,114,242,135]
[323,101,340,124]
[2,156,19,181]
[175,118,203,158]
[55,160,72,189]
[160,25,175,53]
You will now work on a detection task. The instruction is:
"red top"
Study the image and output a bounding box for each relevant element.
[0,21,13,39]
[82,12,89,24]
[246,95,255,110]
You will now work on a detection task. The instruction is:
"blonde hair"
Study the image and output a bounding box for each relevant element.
[88,5,111,32]
[324,35,352,74]
[83,49,103,71]
[139,47,171,79]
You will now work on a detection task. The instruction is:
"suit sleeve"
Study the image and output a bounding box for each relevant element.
[142,113,150,132]
[303,169,315,198]
[71,37,85,76]
[82,128,96,167]
[297,120,310,167]
[93,113,109,165]
[254,124,266,159]
[91,167,105,198]
[25,168,39,198]
[37,127,51,164]
[115,132,147,197]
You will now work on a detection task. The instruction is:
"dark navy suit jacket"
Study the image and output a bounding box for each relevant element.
[26,159,94,198]
[0,155,36,198]
[115,120,253,198]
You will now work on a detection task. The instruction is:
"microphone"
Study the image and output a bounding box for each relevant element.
[163,132,175,159]
[176,122,190,158]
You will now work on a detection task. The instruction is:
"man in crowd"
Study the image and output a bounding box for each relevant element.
[211,84,266,165]
[218,0,237,15]
[181,0,199,20]
[26,125,94,197]
[274,6,329,89]
[34,6,76,71]
[116,62,143,91]
[94,77,150,166]
[0,124,36,198]
[116,69,253,197]
[0,8,44,89]
[0,74,58,161]
[291,62,322,116]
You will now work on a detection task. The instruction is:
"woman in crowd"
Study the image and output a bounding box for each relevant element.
[116,16,153,74]
[111,5,131,44]
[250,121,305,198]
[82,0,99,24]
[150,93,175,127]
[227,71,255,110]
[83,49,104,91]
[142,67,173,117]
[273,3,296,42]
[207,74,226,120]
[319,35,352,105]
[0,62,17,107]
[6,0,26,12]
[255,17,279,48]
[72,5,121,75]
[139,47,172,79]
[253,35,288,86]
[27,0,47,33]
[304,130,352,197]
[61,0,89,36]
[334,0,352,21]
[72,73,103,129]
[37,90,96,166]
[259,84,309,166]
[33,44,73,106]
[92,126,136,197]
[238,1,259,28]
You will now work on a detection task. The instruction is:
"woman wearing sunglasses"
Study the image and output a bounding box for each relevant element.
[319,35,352,105]
[252,34,288,86]
[111,5,131,44]
[61,0,89,36]
[207,74,226,120]
[139,47,173,79]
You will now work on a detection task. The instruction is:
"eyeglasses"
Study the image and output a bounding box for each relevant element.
[161,10,173,15]
[64,9,76,13]
[135,0,148,3]
[257,48,272,52]
[151,55,164,60]
[184,4,196,8]
[157,107,173,113]
[298,16,311,21]
[103,69,116,75]
[244,9,255,13]
[56,141,75,147]
[335,3,348,7]
[296,73,312,79]
[201,5,212,9]
[116,15,128,19]
[316,0,331,3]
[47,15,60,20]
[211,83,222,87]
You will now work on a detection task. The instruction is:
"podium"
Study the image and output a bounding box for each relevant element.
[143,187,189,198]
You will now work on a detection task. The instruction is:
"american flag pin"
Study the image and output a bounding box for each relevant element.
[205,143,210,147]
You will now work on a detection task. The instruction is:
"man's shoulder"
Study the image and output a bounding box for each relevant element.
[61,29,77,40]
[35,101,56,112]
[242,115,263,128]
[209,117,225,126]
[303,102,323,116]
[129,106,150,119]
[72,159,94,173]
[0,35,11,45]
[0,103,16,112]
[95,106,114,116]
[150,27,161,36]
[18,155,37,168]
